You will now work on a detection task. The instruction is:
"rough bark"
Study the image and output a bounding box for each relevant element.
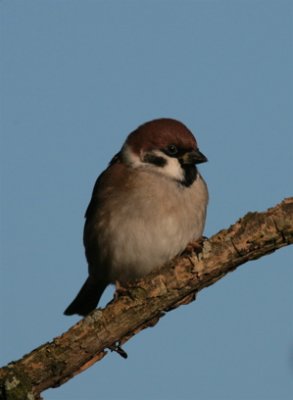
[0,198,292,400]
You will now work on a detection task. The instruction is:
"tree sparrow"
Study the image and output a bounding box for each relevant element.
[64,118,208,316]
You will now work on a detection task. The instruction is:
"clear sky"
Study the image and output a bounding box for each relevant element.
[1,1,292,399]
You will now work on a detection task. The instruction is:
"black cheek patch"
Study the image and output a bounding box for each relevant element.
[143,153,167,167]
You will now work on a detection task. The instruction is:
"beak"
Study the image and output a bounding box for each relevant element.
[180,149,208,165]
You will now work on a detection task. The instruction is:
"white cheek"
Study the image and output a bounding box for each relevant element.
[121,146,184,182]
[152,150,184,181]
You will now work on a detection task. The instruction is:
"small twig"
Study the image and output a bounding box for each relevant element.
[108,343,128,359]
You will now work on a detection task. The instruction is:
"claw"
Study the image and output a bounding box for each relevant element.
[113,280,130,301]
[182,236,207,256]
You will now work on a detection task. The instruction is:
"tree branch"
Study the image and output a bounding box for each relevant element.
[1,198,292,400]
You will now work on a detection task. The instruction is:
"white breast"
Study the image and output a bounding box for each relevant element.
[96,169,208,283]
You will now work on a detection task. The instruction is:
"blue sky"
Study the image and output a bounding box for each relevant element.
[1,1,292,399]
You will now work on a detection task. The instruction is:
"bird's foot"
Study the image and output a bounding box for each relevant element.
[113,280,130,301]
[182,236,207,257]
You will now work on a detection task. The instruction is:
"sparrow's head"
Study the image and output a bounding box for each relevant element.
[120,118,207,187]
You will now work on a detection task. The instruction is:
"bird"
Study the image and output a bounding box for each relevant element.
[64,118,208,316]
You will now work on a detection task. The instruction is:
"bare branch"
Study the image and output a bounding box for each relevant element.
[0,198,292,400]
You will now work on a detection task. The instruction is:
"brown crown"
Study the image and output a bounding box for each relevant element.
[125,118,198,154]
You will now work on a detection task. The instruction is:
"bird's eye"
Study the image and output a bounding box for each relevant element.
[166,144,178,156]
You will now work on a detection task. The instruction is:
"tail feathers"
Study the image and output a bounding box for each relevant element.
[64,277,107,316]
